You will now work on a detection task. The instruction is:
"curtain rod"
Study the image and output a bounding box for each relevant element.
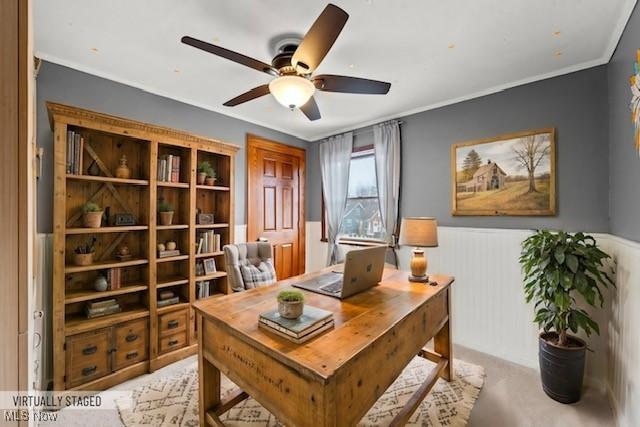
[326,120,404,139]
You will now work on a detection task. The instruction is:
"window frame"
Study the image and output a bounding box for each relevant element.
[320,145,387,246]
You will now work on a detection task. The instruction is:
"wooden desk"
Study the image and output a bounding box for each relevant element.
[193,268,454,427]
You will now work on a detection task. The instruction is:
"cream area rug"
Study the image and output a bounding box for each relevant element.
[116,356,485,426]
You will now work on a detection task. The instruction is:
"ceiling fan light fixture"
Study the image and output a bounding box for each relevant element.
[269,76,315,109]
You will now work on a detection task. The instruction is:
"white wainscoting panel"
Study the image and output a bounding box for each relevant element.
[602,235,640,427]
[305,223,611,388]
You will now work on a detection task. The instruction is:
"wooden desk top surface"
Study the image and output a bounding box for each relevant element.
[193,268,454,382]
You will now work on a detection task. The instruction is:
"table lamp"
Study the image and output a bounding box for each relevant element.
[398,217,439,283]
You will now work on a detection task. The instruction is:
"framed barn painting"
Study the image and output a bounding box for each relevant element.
[451,128,556,216]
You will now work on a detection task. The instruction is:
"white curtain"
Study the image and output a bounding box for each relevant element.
[320,132,353,265]
[373,121,401,265]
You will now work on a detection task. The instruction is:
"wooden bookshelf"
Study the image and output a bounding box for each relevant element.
[50,102,238,391]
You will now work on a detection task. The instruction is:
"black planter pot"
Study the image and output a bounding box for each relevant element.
[538,332,586,404]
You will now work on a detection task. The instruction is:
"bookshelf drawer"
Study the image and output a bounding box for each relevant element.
[65,329,111,388]
[114,319,148,371]
[159,308,188,336]
[159,330,187,354]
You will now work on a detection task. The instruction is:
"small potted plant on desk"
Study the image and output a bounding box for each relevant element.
[82,202,103,228]
[520,230,614,403]
[158,202,174,226]
[74,237,97,266]
[277,290,305,319]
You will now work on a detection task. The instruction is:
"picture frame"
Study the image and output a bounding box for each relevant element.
[451,128,556,216]
[203,258,217,275]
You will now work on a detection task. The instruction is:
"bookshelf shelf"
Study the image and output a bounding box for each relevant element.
[195,272,227,281]
[66,225,148,235]
[157,181,189,189]
[157,276,189,289]
[65,258,149,274]
[196,185,230,191]
[195,251,224,258]
[195,223,229,229]
[156,254,189,263]
[157,224,189,230]
[66,174,149,186]
[65,284,148,305]
[65,305,149,336]
[51,101,238,391]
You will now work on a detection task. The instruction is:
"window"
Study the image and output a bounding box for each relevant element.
[321,147,386,243]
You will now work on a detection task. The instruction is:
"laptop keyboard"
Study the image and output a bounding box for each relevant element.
[319,280,342,294]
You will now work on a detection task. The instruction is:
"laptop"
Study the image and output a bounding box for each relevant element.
[293,246,386,299]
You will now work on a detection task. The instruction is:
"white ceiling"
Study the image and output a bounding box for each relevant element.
[35,0,636,141]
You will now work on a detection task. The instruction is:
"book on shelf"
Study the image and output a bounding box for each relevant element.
[259,319,334,344]
[106,268,122,290]
[84,301,121,319]
[196,281,210,299]
[66,130,84,175]
[197,231,222,254]
[157,154,181,182]
[258,305,334,340]
[87,299,118,310]
[159,290,175,301]
[157,296,180,307]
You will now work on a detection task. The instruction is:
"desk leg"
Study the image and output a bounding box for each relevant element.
[198,313,221,426]
[434,288,453,381]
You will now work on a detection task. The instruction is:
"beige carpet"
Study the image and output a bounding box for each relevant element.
[116,356,484,426]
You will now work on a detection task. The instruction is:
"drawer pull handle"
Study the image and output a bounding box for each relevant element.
[126,351,138,360]
[167,320,180,329]
[82,345,97,355]
[82,366,97,376]
[168,339,179,347]
[126,333,138,342]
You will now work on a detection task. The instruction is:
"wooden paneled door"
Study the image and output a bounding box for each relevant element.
[247,135,305,279]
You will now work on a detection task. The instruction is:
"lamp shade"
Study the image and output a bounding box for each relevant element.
[268,76,315,109]
[398,217,438,247]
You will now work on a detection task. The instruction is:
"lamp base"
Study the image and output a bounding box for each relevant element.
[408,274,429,283]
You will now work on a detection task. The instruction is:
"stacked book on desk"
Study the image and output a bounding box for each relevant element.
[84,299,121,319]
[259,305,334,344]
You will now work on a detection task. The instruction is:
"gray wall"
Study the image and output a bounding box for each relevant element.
[307,66,611,234]
[608,4,640,242]
[36,61,307,233]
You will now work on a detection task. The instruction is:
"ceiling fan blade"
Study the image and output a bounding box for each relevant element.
[292,4,348,74]
[313,74,391,94]
[181,36,278,76]
[300,96,321,121]
[223,84,270,107]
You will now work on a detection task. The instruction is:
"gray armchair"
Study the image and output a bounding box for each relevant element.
[223,242,276,292]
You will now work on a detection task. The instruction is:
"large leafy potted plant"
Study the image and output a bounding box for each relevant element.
[520,230,613,404]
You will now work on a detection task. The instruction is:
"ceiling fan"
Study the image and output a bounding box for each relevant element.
[181,3,391,121]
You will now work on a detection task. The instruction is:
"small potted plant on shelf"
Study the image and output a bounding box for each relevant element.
[197,161,215,185]
[73,237,97,266]
[277,290,305,319]
[82,202,103,228]
[520,230,614,404]
[158,201,174,226]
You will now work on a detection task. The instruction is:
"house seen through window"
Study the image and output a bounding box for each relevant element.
[338,148,385,242]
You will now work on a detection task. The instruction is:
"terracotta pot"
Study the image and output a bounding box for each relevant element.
[115,155,131,179]
[278,300,304,319]
[197,172,207,185]
[73,252,94,266]
[205,176,216,186]
[82,211,103,228]
[159,211,174,226]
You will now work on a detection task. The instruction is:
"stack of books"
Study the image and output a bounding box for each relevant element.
[66,130,84,175]
[84,299,121,319]
[106,268,122,290]
[197,231,221,254]
[157,154,181,182]
[196,281,211,299]
[157,290,180,308]
[259,305,334,344]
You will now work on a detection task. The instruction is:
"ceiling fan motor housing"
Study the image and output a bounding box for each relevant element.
[271,43,299,74]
